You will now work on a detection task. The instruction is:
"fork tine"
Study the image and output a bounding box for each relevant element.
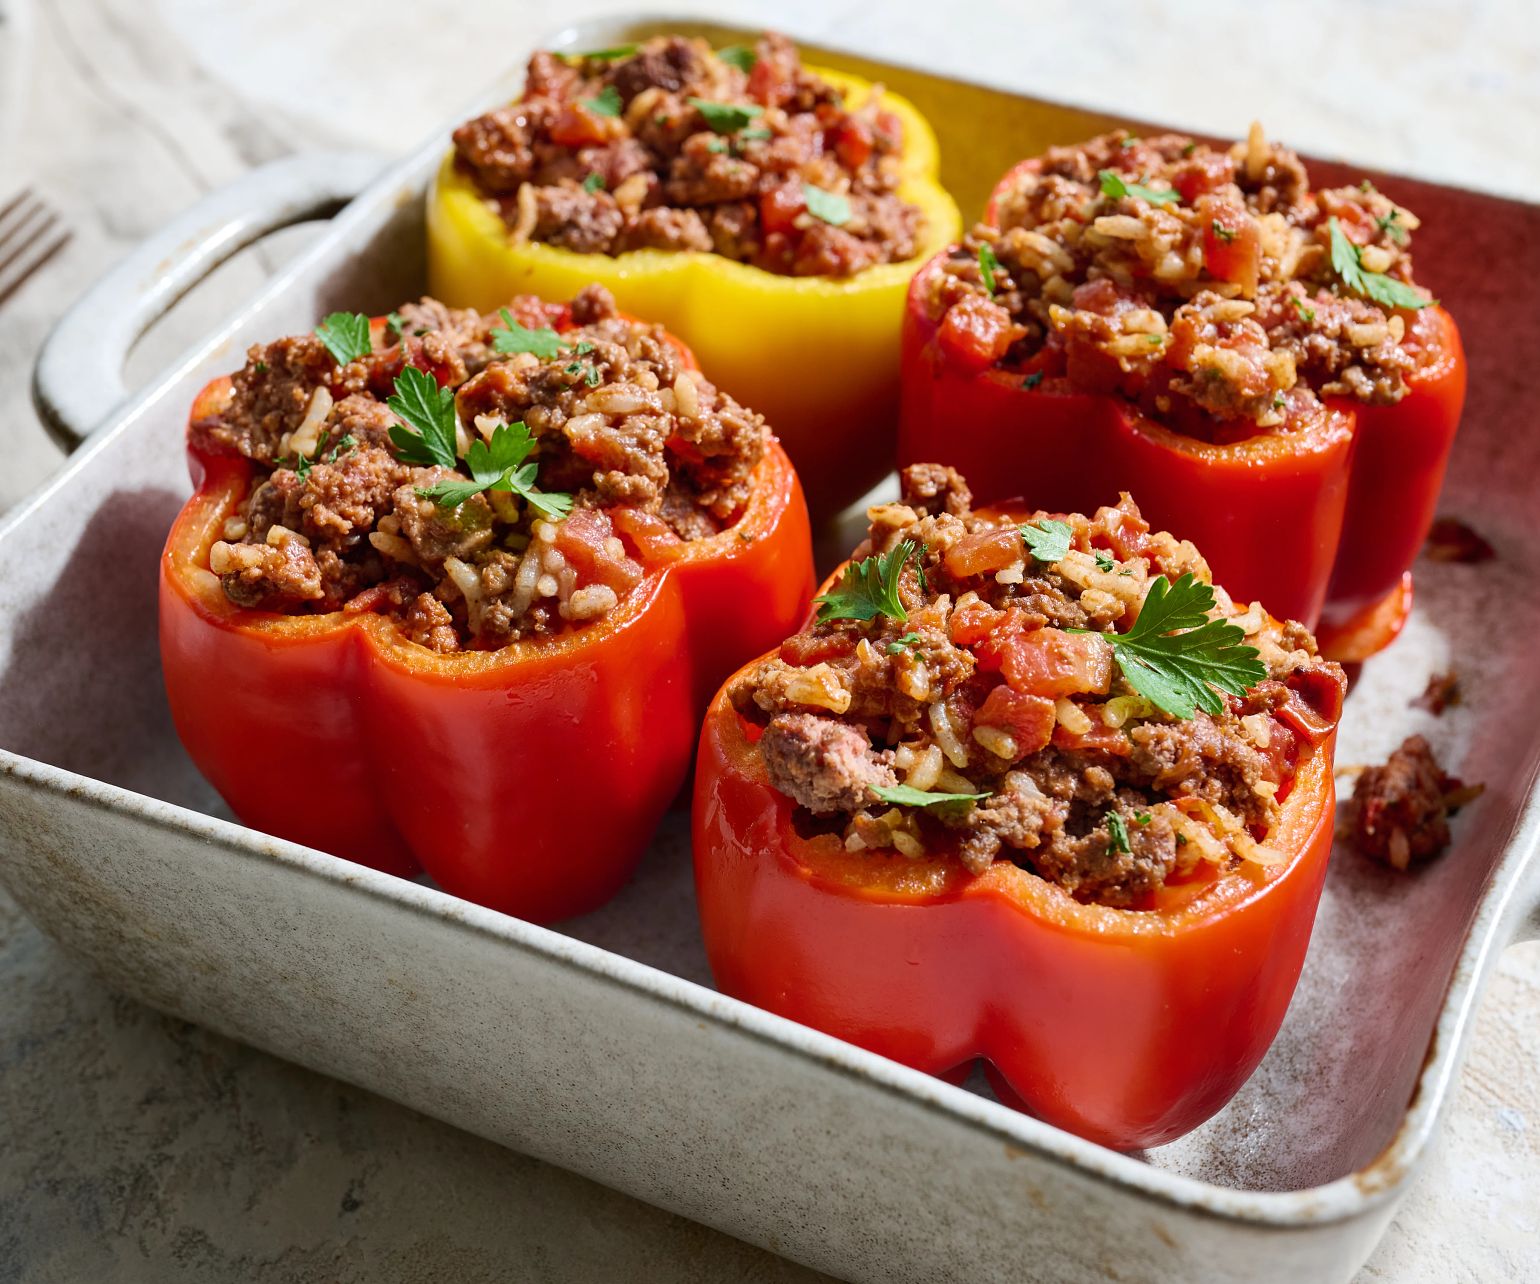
[0,194,46,245]
[0,225,71,310]
[0,187,33,227]
[0,206,60,277]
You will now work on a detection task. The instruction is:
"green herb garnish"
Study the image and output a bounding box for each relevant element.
[571,45,637,62]
[803,183,851,227]
[705,138,729,154]
[1022,371,1044,390]
[385,311,406,343]
[872,783,989,808]
[814,539,921,624]
[1020,518,1072,565]
[417,420,573,521]
[688,97,763,134]
[886,632,922,655]
[737,126,772,142]
[1094,550,1116,572]
[1328,217,1431,310]
[716,44,757,73]
[582,172,605,193]
[584,85,623,118]
[1293,297,1316,323]
[1106,812,1131,854]
[1210,219,1236,243]
[1376,207,1408,246]
[1098,169,1179,206]
[387,366,458,469]
[978,242,1001,298]
[314,312,372,365]
[1072,572,1266,720]
[492,307,568,359]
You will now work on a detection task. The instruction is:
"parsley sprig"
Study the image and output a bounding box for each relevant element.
[584,85,623,118]
[492,308,568,359]
[1098,169,1180,206]
[1105,811,1132,854]
[803,184,851,227]
[314,312,372,365]
[417,421,573,520]
[873,783,989,808]
[688,97,763,134]
[387,366,458,469]
[886,632,922,655]
[716,44,757,73]
[978,242,1001,297]
[1020,519,1072,564]
[814,539,922,624]
[1072,573,1265,720]
[1328,217,1431,310]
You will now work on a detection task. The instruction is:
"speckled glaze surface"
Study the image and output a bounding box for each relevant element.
[1,17,1538,1284]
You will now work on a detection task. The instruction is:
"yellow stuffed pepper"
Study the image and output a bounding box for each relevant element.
[429,32,960,518]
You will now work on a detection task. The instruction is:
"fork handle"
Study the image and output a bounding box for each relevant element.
[31,151,383,450]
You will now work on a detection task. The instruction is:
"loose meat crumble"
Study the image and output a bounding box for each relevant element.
[191,285,766,651]
[729,464,1346,908]
[451,32,923,277]
[923,125,1440,440]
[1352,735,1484,871]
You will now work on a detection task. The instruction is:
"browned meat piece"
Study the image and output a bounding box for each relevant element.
[297,446,412,547]
[1126,715,1276,828]
[606,36,705,102]
[402,593,460,653]
[193,335,353,463]
[899,463,972,517]
[758,713,897,814]
[452,106,537,195]
[1353,735,1481,871]
[1412,671,1461,715]
[1029,806,1179,909]
[391,483,496,566]
[211,532,323,609]
[568,283,618,326]
[531,185,626,254]
[621,206,713,253]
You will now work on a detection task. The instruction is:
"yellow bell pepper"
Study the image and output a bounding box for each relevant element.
[428,66,961,518]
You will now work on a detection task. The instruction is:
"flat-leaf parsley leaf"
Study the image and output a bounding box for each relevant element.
[492,307,568,359]
[387,366,458,469]
[418,420,574,520]
[814,539,921,624]
[1328,217,1431,310]
[1020,518,1072,564]
[688,97,763,133]
[1072,572,1266,720]
[978,242,1001,297]
[1099,168,1180,206]
[872,783,989,808]
[716,43,757,72]
[803,183,851,227]
[584,85,623,118]
[314,311,372,365]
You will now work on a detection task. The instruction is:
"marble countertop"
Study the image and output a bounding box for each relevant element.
[0,1,1535,1279]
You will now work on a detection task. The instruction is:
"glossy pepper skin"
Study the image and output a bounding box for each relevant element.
[428,65,962,520]
[161,334,814,924]
[897,161,1466,651]
[694,671,1338,1153]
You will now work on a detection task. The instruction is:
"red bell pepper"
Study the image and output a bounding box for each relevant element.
[899,254,1355,628]
[899,159,1466,651]
[161,327,814,924]
[694,533,1342,1151]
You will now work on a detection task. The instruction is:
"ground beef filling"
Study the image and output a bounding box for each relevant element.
[729,464,1346,908]
[1352,735,1483,871]
[452,32,923,277]
[925,125,1438,439]
[190,285,766,651]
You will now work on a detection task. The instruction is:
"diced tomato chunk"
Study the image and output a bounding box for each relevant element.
[549,104,610,148]
[779,631,855,666]
[1198,196,1261,295]
[760,180,806,235]
[944,527,1024,578]
[982,627,1114,698]
[972,685,1056,755]
[1051,708,1130,754]
[937,295,1023,372]
[949,599,1012,649]
[609,506,684,567]
[832,117,873,170]
[554,508,643,594]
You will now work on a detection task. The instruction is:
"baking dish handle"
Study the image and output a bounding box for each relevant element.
[32,150,385,451]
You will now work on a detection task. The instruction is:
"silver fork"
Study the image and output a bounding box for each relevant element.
[0,188,71,309]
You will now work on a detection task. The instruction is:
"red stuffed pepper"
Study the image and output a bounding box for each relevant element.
[162,286,813,922]
[695,464,1344,1149]
[899,126,1465,656]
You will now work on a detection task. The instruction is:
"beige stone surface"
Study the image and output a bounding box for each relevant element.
[0,1,1535,1280]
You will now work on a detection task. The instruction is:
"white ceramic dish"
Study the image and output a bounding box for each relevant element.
[4,17,1539,1283]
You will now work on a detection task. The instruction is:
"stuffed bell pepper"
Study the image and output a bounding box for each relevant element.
[694,464,1345,1149]
[431,32,961,518]
[161,285,814,922]
[900,126,1464,655]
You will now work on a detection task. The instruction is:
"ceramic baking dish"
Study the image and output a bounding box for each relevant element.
[4,15,1539,1283]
